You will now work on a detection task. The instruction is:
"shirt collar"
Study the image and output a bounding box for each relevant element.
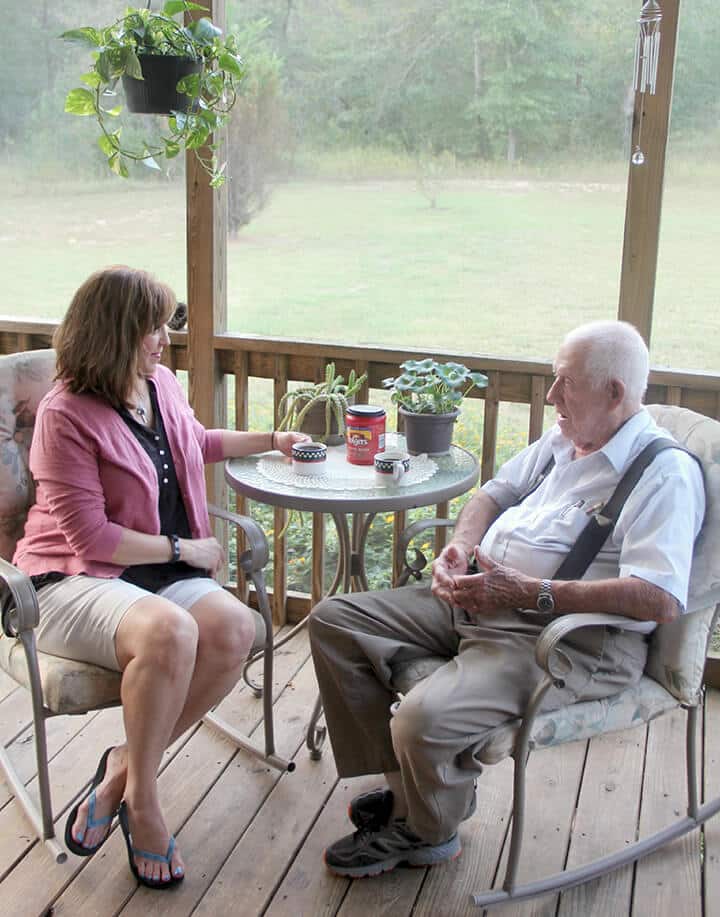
[550,408,651,471]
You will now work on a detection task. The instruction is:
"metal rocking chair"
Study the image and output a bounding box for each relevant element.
[0,349,288,864]
[393,404,720,906]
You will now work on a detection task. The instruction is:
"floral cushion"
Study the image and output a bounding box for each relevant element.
[463,675,677,766]
[0,636,121,714]
[392,656,678,765]
[645,405,720,703]
[0,350,55,562]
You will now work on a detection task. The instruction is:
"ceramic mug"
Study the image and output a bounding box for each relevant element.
[291,441,328,475]
[374,450,411,484]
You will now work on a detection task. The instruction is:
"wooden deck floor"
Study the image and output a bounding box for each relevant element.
[2,624,719,917]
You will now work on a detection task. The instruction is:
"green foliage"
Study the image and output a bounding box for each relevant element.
[61,1,245,186]
[383,359,487,415]
[277,363,367,441]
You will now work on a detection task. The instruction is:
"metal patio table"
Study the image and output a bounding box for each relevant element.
[225,437,479,757]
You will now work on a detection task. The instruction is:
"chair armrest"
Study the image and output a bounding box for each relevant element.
[396,518,456,586]
[535,612,644,685]
[0,556,40,637]
[207,503,269,574]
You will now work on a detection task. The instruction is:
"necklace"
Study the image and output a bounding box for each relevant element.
[127,380,150,424]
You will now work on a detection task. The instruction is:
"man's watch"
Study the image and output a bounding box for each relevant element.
[537,579,555,613]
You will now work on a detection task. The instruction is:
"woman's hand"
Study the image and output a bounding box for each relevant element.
[179,537,225,577]
[274,430,312,457]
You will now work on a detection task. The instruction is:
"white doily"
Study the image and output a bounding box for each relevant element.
[257,446,438,491]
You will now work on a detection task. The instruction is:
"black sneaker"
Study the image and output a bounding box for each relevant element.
[348,784,477,832]
[348,788,395,831]
[324,819,461,878]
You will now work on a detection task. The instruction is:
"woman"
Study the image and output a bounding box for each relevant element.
[13,266,309,889]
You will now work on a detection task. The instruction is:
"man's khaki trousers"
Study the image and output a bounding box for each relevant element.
[309,584,648,844]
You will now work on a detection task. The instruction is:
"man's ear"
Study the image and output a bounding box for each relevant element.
[608,378,625,405]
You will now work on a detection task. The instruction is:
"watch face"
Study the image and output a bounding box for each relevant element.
[537,593,554,612]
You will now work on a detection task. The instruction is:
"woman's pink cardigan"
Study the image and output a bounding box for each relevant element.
[13,365,224,578]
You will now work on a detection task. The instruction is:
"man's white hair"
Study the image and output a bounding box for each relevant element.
[562,320,649,406]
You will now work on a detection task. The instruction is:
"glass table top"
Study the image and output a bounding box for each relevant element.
[225,437,480,514]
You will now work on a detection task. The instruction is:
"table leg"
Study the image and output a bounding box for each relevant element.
[351,512,376,592]
[305,511,378,757]
[305,694,326,761]
[304,511,355,757]
[243,511,354,694]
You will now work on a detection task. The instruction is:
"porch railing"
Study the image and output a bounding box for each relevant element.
[3,318,719,630]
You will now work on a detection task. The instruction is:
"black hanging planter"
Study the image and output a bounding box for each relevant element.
[122,55,202,115]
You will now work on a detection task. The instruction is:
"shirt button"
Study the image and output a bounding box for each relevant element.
[163,463,169,470]
[159,450,165,456]
[155,436,160,442]
[163,477,169,484]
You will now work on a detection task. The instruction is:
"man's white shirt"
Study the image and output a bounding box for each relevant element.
[480,409,705,632]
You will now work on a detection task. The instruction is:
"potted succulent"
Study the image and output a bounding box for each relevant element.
[62,1,245,186]
[383,358,487,455]
[277,363,367,445]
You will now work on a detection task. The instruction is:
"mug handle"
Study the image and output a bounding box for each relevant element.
[392,462,407,482]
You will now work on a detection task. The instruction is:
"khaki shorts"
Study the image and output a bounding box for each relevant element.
[34,575,223,672]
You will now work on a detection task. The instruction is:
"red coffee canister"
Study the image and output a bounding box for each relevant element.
[345,405,386,465]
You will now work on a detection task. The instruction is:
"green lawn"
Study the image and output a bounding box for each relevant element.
[3,171,717,372]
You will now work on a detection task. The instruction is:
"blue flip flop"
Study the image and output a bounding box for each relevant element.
[64,746,117,856]
[118,802,184,890]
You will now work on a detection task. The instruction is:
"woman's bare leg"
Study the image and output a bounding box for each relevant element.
[164,589,256,741]
[72,591,254,880]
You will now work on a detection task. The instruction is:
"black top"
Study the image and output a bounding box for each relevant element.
[117,378,207,592]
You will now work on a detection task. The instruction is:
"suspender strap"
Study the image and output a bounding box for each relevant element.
[514,455,555,506]
[553,438,695,582]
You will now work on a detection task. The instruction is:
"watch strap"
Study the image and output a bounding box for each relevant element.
[537,579,554,611]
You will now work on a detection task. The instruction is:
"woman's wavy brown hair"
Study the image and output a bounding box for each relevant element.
[54,266,176,407]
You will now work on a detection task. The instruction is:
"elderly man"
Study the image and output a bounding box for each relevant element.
[308,320,705,878]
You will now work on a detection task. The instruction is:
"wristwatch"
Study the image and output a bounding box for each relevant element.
[537,579,555,613]
[169,533,181,563]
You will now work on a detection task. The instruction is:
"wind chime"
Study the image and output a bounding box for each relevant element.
[631,0,662,166]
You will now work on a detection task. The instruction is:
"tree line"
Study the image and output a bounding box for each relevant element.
[2,1,716,183]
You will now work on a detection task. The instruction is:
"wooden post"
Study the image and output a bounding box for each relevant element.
[186,0,227,504]
[618,0,681,344]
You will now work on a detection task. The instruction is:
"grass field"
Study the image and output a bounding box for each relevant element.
[3,166,717,373]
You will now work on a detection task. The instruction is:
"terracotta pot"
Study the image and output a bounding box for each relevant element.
[399,406,459,456]
[122,55,202,115]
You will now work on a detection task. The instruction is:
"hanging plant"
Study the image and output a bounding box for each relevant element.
[62,1,245,187]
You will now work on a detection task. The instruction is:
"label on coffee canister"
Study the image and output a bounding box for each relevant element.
[345,405,386,465]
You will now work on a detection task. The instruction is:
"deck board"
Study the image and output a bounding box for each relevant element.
[557,727,645,916]
[1,659,718,917]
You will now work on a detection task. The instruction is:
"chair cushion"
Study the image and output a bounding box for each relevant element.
[0,636,121,715]
[645,405,720,703]
[468,675,678,765]
[392,656,678,765]
[0,604,266,715]
[645,603,717,705]
[0,350,55,562]
[646,404,720,611]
